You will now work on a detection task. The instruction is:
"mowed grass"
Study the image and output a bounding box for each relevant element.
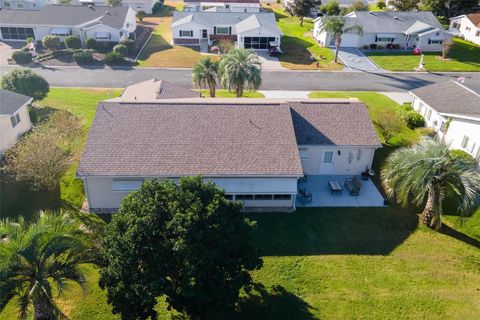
[137,2,218,68]
[0,88,121,221]
[366,38,480,71]
[262,4,342,70]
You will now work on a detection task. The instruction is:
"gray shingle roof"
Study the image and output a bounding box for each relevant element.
[78,100,380,177]
[184,0,259,3]
[0,6,130,29]
[410,81,480,118]
[112,79,199,101]
[0,89,32,115]
[321,11,445,34]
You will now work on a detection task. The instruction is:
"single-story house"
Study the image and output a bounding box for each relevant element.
[108,79,200,101]
[0,5,137,43]
[449,12,480,45]
[77,98,381,212]
[183,0,261,13]
[0,0,58,10]
[0,89,33,155]
[313,11,452,51]
[410,80,480,161]
[72,0,158,14]
[172,11,282,49]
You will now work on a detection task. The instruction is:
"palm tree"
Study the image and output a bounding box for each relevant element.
[193,57,218,98]
[0,210,104,320]
[318,16,363,63]
[218,48,261,97]
[382,138,480,230]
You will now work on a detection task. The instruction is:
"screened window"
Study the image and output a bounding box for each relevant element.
[10,113,21,128]
[214,27,230,35]
[224,194,233,200]
[273,194,291,200]
[244,37,276,49]
[236,194,254,200]
[179,30,193,37]
[323,151,333,163]
[254,194,273,200]
[0,27,34,40]
[461,135,469,149]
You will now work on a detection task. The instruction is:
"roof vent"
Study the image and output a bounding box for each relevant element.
[394,16,399,20]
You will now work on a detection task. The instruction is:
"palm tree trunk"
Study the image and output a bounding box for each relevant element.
[33,300,52,320]
[236,85,243,97]
[334,46,339,63]
[209,84,215,98]
[421,185,441,230]
[334,36,341,63]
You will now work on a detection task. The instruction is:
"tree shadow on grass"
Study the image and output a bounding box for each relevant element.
[235,283,318,320]
[440,223,480,249]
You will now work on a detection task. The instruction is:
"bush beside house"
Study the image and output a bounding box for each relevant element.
[65,35,82,49]
[73,50,94,65]
[103,52,124,65]
[86,38,98,50]
[113,44,128,57]
[11,51,33,65]
[42,35,61,51]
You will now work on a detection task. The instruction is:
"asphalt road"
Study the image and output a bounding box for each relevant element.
[1,65,480,92]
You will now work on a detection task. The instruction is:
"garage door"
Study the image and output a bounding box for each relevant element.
[338,34,360,47]
[244,37,276,49]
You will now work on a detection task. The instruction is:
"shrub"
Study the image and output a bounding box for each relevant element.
[113,44,128,56]
[42,35,61,51]
[401,102,413,112]
[12,51,33,64]
[0,69,49,101]
[73,50,94,65]
[386,43,394,49]
[362,45,369,50]
[369,43,377,49]
[119,39,136,55]
[64,35,81,49]
[349,0,369,11]
[152,1,162,13]
[136,10,146,22]
[393,43,401,49]
[377,0,386,9]
[377,45,384,49]
[26,37,34,44]
[320,0,340,15]
[86,38,98,50]
[103,51,124,65]
[450,149,477,166]
[404,110,425,129]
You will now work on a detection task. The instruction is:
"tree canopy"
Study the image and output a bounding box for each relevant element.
[389,0,419,11]
[99,177,263,320]
[0,69,49,101]
[218,48,261,97]
[286,0,316,26]
[193,57,218,97]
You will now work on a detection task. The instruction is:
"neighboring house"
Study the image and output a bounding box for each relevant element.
[410,80,480,161]
[183,0,261,13]
[449,12,480,45]
[109,79,200,101]
[0,0,58,10]
[77,98,381,212]
[0,89,33,155]
[0,5,137,43]
[282,0,373,9]
[72,0,158,14]
[313,11,452,51]
[172,11,282,49]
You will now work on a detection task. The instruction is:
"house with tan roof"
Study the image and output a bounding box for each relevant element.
[183,0,261,13]
[77,98,384,212]
[109,79,200,101]
[449,12,480,45]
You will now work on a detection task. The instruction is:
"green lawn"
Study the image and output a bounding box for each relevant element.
[262,4,342,70]
[366,38,480,71]
[0,88,122,221]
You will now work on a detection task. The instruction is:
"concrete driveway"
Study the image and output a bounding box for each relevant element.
[256,51,284,70]
[335,47,381,72]
[0,41,20,65]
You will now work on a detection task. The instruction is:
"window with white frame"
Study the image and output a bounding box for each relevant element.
[476,30,480,37]
[95,32,111,40]
[214,26,230,35]
[461,135,469,149]
[426,109,432,121]
[428,39,443,44]
[470,142,477,154]
[323,151,333,163]
[10,113,21,128]
[179,30,193,37]
[299,147,308,160]
[112,179,144,192]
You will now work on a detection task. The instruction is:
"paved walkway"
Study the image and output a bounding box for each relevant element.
[335,47,381,72]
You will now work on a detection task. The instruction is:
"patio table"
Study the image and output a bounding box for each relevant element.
[328,180,343,196]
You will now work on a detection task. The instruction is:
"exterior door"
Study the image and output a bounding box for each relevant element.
[202,29,207,39]
[318,151,334,174]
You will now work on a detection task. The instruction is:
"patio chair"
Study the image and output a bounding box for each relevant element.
[344,175,362,196]
[298,188,313,205]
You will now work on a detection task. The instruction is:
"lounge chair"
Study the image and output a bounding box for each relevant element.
[298,188,313,205]
[344,175,362,196]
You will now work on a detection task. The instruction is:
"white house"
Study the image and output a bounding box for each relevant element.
[77,97,381,212]
[313,11,452,51]
[72,0,158,14]
[410,80,480,162]
[0,89,33,155]
[0,0,58,10]
[183,0,261,13]
[449,12,480,45]
[0,5,137,44]
[172,11,282,49]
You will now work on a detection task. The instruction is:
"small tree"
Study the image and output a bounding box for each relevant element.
[389,0,418,11]
[318,16,363,63]
[218,48,261,97]
[11,51,32,64]
[374,108,403,143]
[136,10,146,22]
[286,0,315,26]
[86,38,98,50]
[113,44,128,56]
[64,35,81,49]
[320,0,340,15]
[349,0,369,11]
[377,0,386,10]
[0,69,49,101]
[42,35,61,51]
[193,56,218,97]
[99,177,262,320]
[106,0,122,5]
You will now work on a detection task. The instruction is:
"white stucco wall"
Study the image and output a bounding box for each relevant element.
[450,16,480,45]
[299,145,378,176]
[0,104,32,154]
[83,176,299,210]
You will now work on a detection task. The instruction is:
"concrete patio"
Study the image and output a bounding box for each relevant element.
[296,175,386,207]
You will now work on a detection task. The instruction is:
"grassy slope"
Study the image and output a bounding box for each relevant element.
[0,88,121,221]
[366,38,480,71]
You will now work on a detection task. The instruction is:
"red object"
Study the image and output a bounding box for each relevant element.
[412,48,422,55]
